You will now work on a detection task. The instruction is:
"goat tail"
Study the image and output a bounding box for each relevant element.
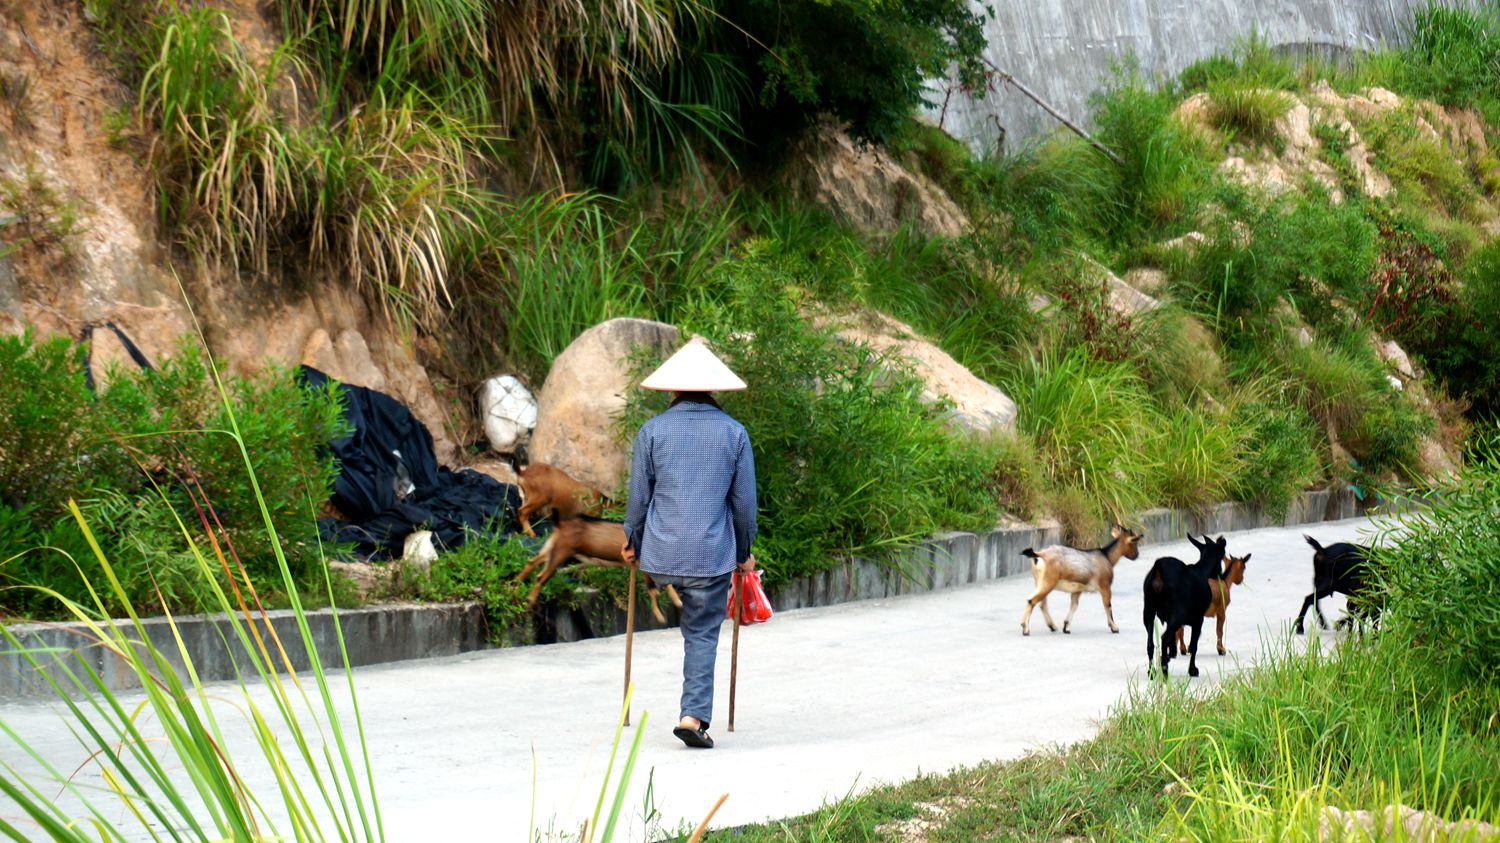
[1021,548,1039,560]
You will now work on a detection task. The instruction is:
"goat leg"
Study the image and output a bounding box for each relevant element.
[1294,592,1317,635]
[526,554,567,610]
[644,585,667,625]
[517,501,540,538]
[1063,592,1081,634]
[1215,610,1226,656]
[1143,609,1157,677]
[1186,620,1203,677]
[516,542,553,584]
[1099,582,1119,633]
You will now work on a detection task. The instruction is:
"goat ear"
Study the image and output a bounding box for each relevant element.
[1188,534,1204,549]
[1242,553,1252,564]
[1304,534,1322,551]
[1216,536,1227,549]
[1110,524,1122,538]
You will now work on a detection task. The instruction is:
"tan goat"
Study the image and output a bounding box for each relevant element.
[509,460,604,538]
[1176,552,1249,656]
[515,516,681,624]
[1020,525,1144,635]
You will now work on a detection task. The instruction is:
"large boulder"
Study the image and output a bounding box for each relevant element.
[530,318,680,494]
[792,120,968,238]
[828,310,1017,435]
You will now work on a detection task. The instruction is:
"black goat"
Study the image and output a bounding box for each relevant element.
[1143,534,1227,679]
[1294,535,1379,634]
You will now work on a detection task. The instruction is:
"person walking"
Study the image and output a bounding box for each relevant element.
[622,338,757,749]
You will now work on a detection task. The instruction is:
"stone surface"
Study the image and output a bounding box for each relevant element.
[794,120,969,238]
[478,374,538,454]
[530,317,681,494]
[1122,267,1168,296]
[1081,256,1159,317]
[1159,230,1207,254]
[1375,337,1417,380]
[1319,804,1498,842]
[829,310,1017,434]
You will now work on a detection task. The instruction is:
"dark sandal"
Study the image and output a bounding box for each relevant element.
[672,726,714,749]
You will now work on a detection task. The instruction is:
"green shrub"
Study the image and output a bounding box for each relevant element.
[714,0,987,149]
[1155,405,1245,511]
[1171,188,1376,334]
[0,334,348,620]
[985,431,1048,521]
[0,334,133,517]
[1416,238,1500,419]
[1358,108,1476,215]
[413,530,538,642]
[1001,346,1160,523]
[1227,396,1323,516]
[1399,3,1500,121]
[1375,433,1500,683]
[1179,29,1299,93]
[1089,70,1214,244]
[1205,82,1292,147]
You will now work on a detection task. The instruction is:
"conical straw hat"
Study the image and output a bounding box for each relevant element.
[640,337,747,391]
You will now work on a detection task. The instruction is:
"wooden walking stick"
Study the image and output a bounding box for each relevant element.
[728,569,742,732]
[624,560,637,727]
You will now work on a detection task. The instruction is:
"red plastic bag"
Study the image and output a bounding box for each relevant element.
[727,569,774,625]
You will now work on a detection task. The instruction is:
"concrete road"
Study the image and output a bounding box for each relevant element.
[0,517,1387,840]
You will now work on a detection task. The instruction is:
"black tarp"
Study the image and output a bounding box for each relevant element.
[303,367,529,559]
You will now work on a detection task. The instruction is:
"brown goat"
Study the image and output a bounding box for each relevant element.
[510,461,604,538]
[515,516,681,623]
[1021,525,1144,635]
[1176,553,1249,656]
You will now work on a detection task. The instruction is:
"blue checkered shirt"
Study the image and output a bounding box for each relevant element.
[623,401,758,577]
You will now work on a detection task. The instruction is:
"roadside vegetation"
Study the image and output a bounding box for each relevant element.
[709,438,1500,841]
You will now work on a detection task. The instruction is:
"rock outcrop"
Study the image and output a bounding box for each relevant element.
[530,318,681,494]
[828,310,1017,435]
[793,120,969,238]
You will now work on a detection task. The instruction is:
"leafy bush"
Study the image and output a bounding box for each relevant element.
[1179,30,1299,93]
[0,333,348,619]
[1205,82,1292,147]
[0,334,133,517]
[1357,108,1477,215]
[1375,433,1500,683]
[413,530,538,642]
[1154,405,1245,510]
[1227,396,1323,516]
[1001,346,1160,522]
[714,0,988,149]
[1088,70,1214,244]
[1416,239,1500,419]
[1397,3,1500,122]
[1171,188,1376,333]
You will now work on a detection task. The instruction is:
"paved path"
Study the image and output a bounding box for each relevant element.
[0,517,1387,840]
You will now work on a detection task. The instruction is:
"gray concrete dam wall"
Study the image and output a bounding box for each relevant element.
[929,0,1480,152]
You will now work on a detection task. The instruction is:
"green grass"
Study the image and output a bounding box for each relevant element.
[1205,82,1293,147]
[1000,346,1161,527]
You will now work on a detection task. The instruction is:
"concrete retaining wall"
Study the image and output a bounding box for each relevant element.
[930,0,1482,152]
[1,603,486,699]
[2,487,1407,699]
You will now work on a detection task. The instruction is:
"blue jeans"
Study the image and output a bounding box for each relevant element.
[648,572,733,728]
